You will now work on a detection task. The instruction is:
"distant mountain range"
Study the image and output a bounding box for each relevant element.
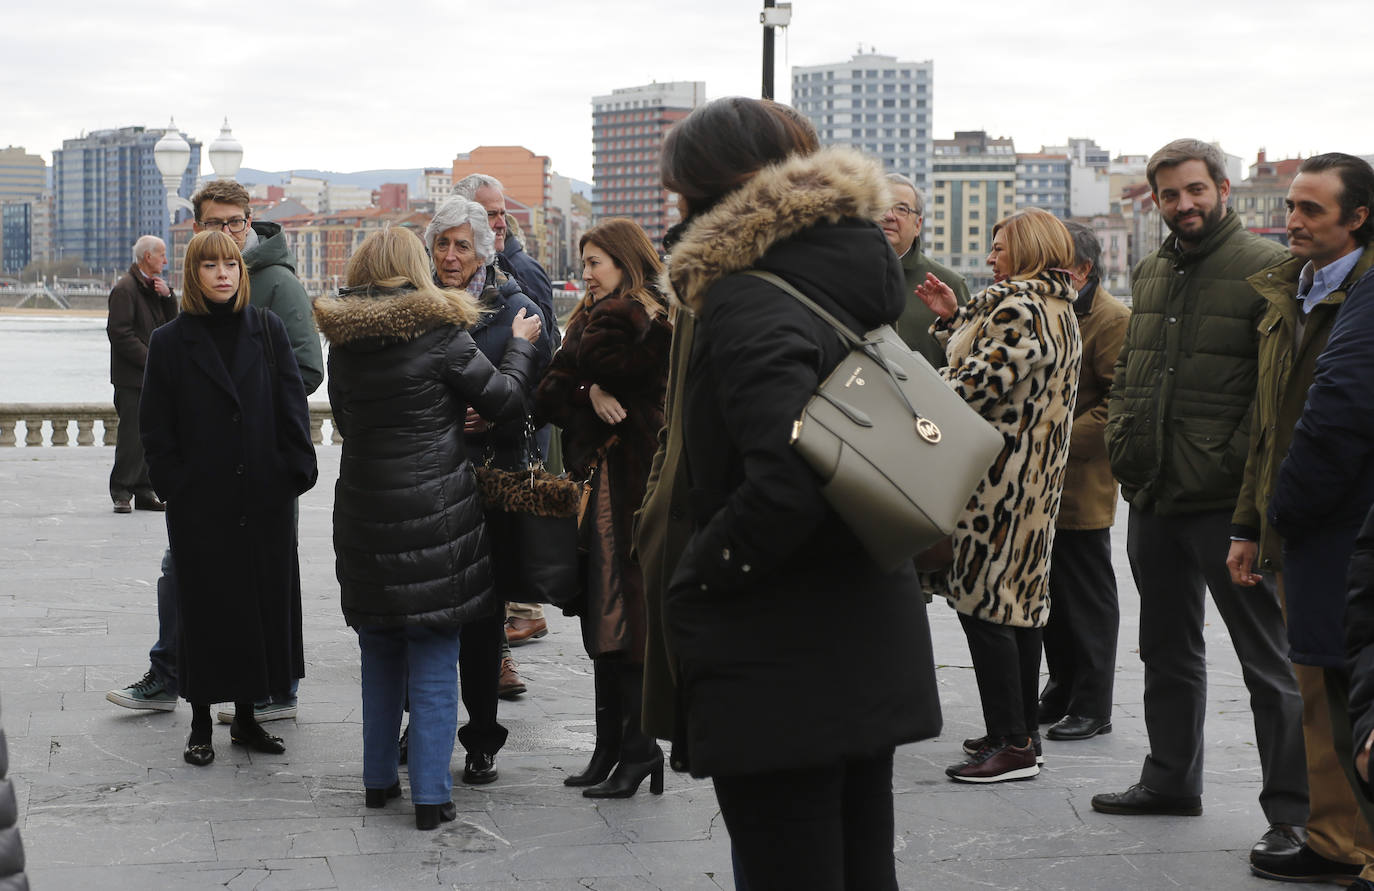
[238,168,593,198]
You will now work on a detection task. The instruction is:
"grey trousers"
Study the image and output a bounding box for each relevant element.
[1127,506,1308,825]
[110,385,154,502]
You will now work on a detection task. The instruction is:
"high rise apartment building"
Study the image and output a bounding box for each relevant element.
[0,147,46,203]
[1015,153,1070,219]
[452,145,551,214]
[930,131,1016,291]
[52,126,199,274]
[591,81,704,245]
[791,52,933,189]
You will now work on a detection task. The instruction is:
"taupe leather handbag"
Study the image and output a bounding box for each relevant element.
[744,271,1002,573]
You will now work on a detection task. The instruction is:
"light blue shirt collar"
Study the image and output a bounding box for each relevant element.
[1297,246,1364,315]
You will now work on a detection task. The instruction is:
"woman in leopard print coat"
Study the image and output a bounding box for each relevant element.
[918,207,1082,783]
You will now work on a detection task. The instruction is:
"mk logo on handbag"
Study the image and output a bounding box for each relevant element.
[844,366,865,388]
[916,418,942,443]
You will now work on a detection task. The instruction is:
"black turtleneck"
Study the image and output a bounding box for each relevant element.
[202,299,243,368]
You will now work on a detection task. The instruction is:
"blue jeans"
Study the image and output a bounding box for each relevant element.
[358,624,461,805]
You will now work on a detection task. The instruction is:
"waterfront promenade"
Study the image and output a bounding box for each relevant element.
[2,445,1295,890]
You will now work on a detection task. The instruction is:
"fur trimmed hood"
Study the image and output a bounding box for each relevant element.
[314,286,471,346]
[663,146,892,312]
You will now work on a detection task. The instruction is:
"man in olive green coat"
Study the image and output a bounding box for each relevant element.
[880,173,968,368]
[1229,154,1374,885]
[1093,140,1307,869]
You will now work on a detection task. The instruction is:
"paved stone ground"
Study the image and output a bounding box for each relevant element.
[0,446,1298,890]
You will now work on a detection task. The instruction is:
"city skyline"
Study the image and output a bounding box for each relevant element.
[3,0,1367,184]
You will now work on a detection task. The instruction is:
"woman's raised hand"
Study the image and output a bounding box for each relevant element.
[511,307,542,342]
[914,273,958,320]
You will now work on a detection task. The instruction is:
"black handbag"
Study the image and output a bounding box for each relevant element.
[474,419,584,609]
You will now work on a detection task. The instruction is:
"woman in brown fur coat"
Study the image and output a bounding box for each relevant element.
[533,218,672,798]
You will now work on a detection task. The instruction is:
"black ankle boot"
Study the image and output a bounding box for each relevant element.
[414,801,456,830]
[583,747,664,798]
[583,664,664,798]
[365,782,401,808]
[565,659,622,787]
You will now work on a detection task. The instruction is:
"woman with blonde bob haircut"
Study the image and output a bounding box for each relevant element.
[991,207,1077,280]
[314,226,542,830]
[140,228,318,768]
[916,206,1084,783]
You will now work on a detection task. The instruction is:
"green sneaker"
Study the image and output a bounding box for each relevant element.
[216,700,298,724]
[106,670,177,711]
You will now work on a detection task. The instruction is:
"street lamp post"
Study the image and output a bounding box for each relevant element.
[152,118,194,224]
[208,118,243,180]
[759,2,792,100]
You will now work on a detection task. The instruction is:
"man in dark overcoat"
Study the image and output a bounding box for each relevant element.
[106,234,177,513]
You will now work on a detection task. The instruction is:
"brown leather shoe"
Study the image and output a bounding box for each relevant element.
[113,498,133,514]
[505,616,548,645]
[498,656,527,699]
[134,494,166,511]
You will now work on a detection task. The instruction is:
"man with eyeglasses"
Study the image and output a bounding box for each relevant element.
[106,180,323,723]
[452,174,556,691]
[454,174,557,350]
[880,173,969,369]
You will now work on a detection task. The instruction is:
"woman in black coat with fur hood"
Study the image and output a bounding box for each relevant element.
[314,227,541,830]
[655,98,941,890]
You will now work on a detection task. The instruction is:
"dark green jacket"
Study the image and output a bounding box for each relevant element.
[1233,247,1374,571]
[246,221,324,395]
[896,239,969,368]
[1106,210,1286,515]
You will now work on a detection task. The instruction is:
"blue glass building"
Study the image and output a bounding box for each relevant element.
[52,127,199,276]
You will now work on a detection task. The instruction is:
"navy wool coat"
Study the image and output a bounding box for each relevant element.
[140,306,318,704]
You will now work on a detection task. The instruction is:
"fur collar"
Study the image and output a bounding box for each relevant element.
[957,270,1077,322]
[314,286,471,346]
[662,146,890,312]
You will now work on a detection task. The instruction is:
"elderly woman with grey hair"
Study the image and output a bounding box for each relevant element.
[393,198,553,787]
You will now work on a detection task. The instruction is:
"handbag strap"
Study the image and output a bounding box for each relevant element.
[742,270,932,429]
[742,270,866,349]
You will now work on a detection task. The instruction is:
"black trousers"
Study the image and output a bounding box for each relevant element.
[456,610,507,757]
[1127,506,1306,824]
[1040,528,1119,719]
[713,748,897,891]
[110,385,154,502]
[959,612,1043,742]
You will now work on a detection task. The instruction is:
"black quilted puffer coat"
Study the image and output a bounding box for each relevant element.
[315,285,538,629]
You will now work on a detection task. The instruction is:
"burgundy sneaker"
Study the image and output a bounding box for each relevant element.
[948,740,1040,784]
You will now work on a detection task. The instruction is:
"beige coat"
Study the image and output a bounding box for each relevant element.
[1058,284,1129,530]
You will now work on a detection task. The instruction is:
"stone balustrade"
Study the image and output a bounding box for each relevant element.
[0,403,341,447]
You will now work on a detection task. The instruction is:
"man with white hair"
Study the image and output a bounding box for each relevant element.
[453,174,559,654]
[453,174,557,349]
[106,234,177,513]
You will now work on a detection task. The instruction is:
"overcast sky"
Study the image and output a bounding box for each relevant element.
[4,0,1369,184]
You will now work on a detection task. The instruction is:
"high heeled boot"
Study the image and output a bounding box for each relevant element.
[564,658,622,787]
[583,662,664,798]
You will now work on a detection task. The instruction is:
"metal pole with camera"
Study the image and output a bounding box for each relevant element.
[759,2,792,100]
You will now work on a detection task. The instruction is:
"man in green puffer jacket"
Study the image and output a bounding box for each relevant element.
[1091,140,1307,870]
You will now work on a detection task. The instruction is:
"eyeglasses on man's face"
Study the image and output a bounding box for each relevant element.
[200,217,250,234]
[888,203,916,219]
